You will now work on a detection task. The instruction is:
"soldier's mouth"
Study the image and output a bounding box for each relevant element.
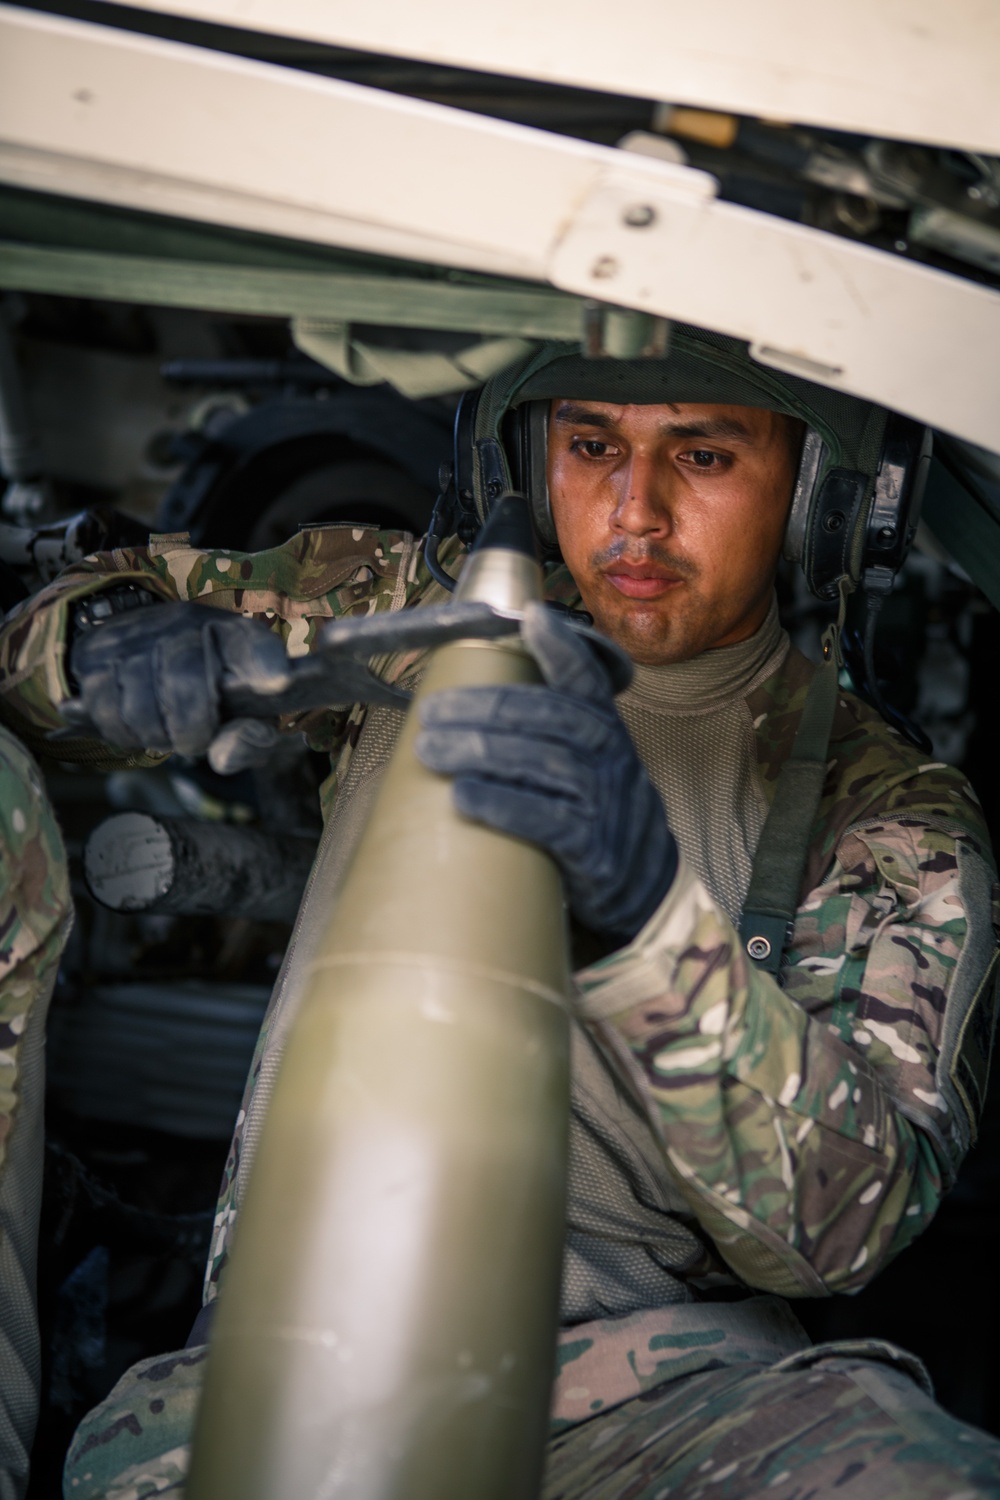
[604,565,683,600]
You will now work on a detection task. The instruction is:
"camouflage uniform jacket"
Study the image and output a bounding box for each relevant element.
[1,525,996,1424]
[0,727,72,1498]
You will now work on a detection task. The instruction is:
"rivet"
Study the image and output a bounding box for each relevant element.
[747,935,772,961]
[823,510,846,533]
[623,204,656,228]
[590,256,619,280]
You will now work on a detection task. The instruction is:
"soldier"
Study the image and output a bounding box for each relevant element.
[2,330,999,1498]
[0,725,72,1500]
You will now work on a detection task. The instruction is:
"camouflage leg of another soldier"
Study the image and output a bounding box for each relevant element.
[543,1342,1000,1500]
[62,1344,206,1499]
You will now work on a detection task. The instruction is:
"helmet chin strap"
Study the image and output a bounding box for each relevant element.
[738,579,847,979]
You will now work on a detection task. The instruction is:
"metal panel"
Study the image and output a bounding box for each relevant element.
[547,169,1000,452]
[3,6,1000,450]
[89,0,1000,154]
[0,4,616,279]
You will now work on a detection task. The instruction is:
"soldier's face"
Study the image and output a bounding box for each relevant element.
[548,400,798,665]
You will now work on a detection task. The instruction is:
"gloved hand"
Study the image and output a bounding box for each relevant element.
[415,601,678,943]
[61,592,562,774]
[63,599,294,770]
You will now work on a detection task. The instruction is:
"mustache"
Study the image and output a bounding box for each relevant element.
[591,539,698,578]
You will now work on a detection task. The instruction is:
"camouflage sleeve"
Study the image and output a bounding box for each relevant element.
[0,726,72,1495]
[0,727,72,1170]
[574,814,998,1298]
[0,525,455,769]
[0,546,178,749]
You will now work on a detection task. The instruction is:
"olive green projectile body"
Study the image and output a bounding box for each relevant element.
[187,512,571,1500]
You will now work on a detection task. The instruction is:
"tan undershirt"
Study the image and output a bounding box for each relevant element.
[616,596,788,924]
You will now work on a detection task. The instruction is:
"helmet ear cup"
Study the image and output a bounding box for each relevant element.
[783,430,827,568]
[783,429,869,600]
[788,418,931,600]
[802,467,871,600]
[506,401,558,552]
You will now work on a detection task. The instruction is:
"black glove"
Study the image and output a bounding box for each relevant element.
[64,599,295,768]
[61,592,581,775]
[415,602,678,943]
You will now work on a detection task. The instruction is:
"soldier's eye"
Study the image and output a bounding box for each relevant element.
[569,437,616,459]
[682,449,728,470]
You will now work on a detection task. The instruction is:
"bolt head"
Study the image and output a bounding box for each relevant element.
[623,203,656,228]
[591,255,619,280]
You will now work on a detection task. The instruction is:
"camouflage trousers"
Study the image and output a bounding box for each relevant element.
[546,1345,1000,1500]
[62,1334,1000,1500]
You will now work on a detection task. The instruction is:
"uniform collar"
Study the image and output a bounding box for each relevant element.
[621,595,788,712]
